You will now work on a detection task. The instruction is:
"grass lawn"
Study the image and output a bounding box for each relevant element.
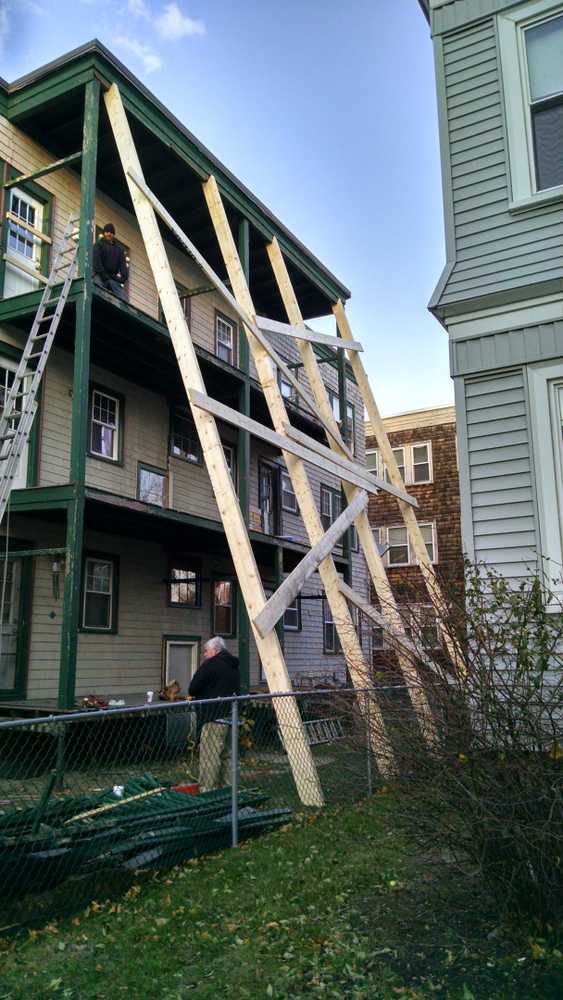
[0,795,561,1000]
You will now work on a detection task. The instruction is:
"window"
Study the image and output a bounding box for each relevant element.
[328,388,340,422]
[213,579,236,636]
[7,189,42,266]
[320,484,341,531]
[372,606,440,651]
[278,369,295,402]
[222,442,237,485]
[372,443,433,485]
[171,409,202,464]
[169,559,201,607]
[526,13,563,191]
[215,312,236,366]
[323,598,341,654]
[375,523,437,566]
[372,625,384,651]
[412,443,431,483]
[281,470,297,513]
[345,402,356,454]
[283,596,301,631]
[499,2,563,207]
[89,388,122,462]
[526,361,563,600]
[82,555,118,632]
[388,526,410,566]
[158,283,190,325]
[138,464,166,506]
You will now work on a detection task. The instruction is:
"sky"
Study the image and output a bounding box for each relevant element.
[0,0,452,416]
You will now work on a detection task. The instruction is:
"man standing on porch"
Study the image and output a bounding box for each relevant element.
[188,636,240,791]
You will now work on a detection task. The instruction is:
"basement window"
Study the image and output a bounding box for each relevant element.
[89,387,122,463]
[82,554,118,632]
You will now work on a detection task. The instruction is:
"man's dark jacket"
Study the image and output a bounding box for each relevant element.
[93,239,128,286]
[188,649,240,728]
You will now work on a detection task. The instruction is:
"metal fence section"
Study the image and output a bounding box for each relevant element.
[0,686,413,928]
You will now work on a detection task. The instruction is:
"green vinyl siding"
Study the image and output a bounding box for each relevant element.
[463,370,538,579]
[433,17,563,312]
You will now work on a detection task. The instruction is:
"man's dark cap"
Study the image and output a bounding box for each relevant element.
[103,223,116,235]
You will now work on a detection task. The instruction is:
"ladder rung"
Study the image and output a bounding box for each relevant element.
[0,432,16,442]
[9,392,29,401]
[31,333,49,342]
[27,352,44,360]
[37,313,57,323]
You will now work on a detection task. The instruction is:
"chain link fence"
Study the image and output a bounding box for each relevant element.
[0,686,412,929]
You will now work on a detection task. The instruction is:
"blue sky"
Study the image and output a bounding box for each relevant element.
[1,0,451,416]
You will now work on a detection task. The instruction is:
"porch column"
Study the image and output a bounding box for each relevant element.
[236,218,251,690]
[58,79,100,709]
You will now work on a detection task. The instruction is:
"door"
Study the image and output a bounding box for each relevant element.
[0,557,22,692]
[164,638,200,696]
[4,187,44,298]
[0,360,29,490]
[259,462,280,535]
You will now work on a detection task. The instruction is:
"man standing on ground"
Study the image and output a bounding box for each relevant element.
[188,636,240,791]
[93,223,129,299]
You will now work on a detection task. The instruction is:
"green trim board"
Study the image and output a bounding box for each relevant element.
[7,482,76,511]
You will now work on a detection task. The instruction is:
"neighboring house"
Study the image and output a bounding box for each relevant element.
[420,1,563,590]
[0,42,369,712]
[366,405,463,659]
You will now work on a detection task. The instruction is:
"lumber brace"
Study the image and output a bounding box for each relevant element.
[254,490,368,639]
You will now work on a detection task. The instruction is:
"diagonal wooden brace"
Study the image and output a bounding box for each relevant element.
[255,315,364,353]
[254,490,368,639]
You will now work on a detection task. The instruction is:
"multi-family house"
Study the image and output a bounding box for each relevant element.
[366,404,463,660]
[420,0,563,591]
[0,42,369,713]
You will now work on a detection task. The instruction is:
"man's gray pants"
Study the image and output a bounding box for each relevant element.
[198,721,231,791]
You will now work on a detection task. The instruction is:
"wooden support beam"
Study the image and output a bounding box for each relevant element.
[255,315,363,353]
[284,424,418,508]
[126,168,353,462]
[5,212,53,243]
[189,389,382,495]
[3,152,82,190]
[104,83,324,806]
[339,581,417,657]
[254,491,368,639]
[6,546,67,559]
[332,299,466,676]
[202,173,395,778]
[267,236,438,747]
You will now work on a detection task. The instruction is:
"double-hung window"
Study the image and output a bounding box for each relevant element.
[320,484,341,531]
[215,312,236,366]
[281,469,297,513]
[499,3,563,207]
[82,555,118,632]
[213,579,236,637]
[169,559,201,607]
[376,523,437,566]
[89,388,121,462]
[370,443,432,485]
[222,442,237,485]
[171,408,202,464]
[323,598,341,654]
[283,596,301,631]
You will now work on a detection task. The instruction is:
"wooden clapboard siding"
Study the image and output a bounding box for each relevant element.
[464,370,538,578]
[170,419,238,521]
[39,348,73,486]
[436,19,563,309]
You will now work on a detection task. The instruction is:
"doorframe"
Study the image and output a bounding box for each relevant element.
[0,538,33,701]
[161,634,201,690]
[258,458,281,535]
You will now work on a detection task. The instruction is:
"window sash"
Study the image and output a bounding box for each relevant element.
[213,579,234,636]
[7,189,42,267]
[171,411,202,464]
[412,443,431,483]
[83,558,114,630]
[216,315,235,364]
[169,563,200,606]
[320,486,341,531]
[322,598,340,653]
[377,523,436,566]
[281,470,297,512]
[283,597,300,631]
[90,390,119,460]
[138,466,165,506]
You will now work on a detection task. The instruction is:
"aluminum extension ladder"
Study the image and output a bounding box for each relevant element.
[0,214,79,524]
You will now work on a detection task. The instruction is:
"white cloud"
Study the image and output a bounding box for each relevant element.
[115,36,162,74]
[127,0,149,16]
[155,3,205,40]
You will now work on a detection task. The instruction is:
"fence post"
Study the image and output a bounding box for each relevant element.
[231,697,239,847]
[365,691,373,797]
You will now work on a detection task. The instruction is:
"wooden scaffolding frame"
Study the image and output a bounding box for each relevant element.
[103,83,462,800]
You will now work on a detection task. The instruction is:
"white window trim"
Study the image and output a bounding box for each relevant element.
[215,313,235,365]
[368,442,433,485]
[528,359,563,600]
[281,469,297,513]
[5,186,44,272]
[377,523,438,567]
[90,389,120,462]
[498,0,563,211]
